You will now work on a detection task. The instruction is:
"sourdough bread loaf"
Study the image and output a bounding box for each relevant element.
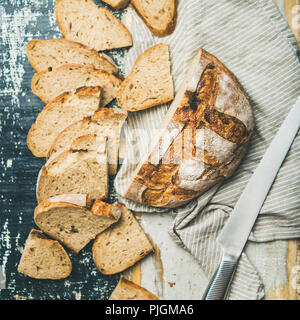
[124,49,254,208]
[34,199,121,253]
[55,0,132,51]
[36,135,109,203]
[47,108,128,175]
[117,43,174,111]
[18,229,72,279]
[109,277,159,300]
[31,65,122,105]
[27,86,102,158]
[131,0,177,37]
[26,38,118,74]
[92,203,153,275]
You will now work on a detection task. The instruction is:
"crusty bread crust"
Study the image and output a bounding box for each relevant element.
[35,200,121,221]
[109,277,160,300]
[131,0,178,37]
[74,86,102,97]
[91,200,122,219]
[35,200,82,217]
[124,48,254,208]
[102,0,130,10]
[26,38,118,74]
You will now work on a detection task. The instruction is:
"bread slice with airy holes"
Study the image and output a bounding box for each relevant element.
[34,198,121,254]
[102,0,130,10]
[117,44,174,111]
[110,277,159,300]
[17,229,72,279]
[55,0,132,51]
[31,65,122,105]
[36,135,109,203]
[131,0,177,37]
[27,86,102,158]
[48,108,127,175]
[92,203,153,275]
[26,38,118,74]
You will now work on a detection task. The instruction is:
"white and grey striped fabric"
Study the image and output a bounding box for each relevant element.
[115,0,300,299]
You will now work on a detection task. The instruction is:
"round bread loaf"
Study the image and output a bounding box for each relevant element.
[124,49,254,208]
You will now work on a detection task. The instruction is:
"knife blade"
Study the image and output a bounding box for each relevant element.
[204,96,300,300]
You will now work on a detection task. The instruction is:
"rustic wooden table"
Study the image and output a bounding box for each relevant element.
[268,0,300,300]
[0,0,299,300]
[0,0,125,300]
[127,0,300,300]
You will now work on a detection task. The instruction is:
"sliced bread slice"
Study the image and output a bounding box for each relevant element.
[109,277,159,300]
[27,86,102,158]
[55,0,132,51]
[117,44,174,111]
[34,199,121,253]
[17,229,72,279]
[48,108,128,175]
[26,38,118,74]
[102,0,130,10]
[92,203,153,275]
[31,64,122,105]
[131,0,177,37]
[36,135,109,203]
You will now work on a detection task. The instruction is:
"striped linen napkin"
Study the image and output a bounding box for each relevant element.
[115,0,300,299]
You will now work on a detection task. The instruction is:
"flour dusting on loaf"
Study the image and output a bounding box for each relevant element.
[124,49,254,208]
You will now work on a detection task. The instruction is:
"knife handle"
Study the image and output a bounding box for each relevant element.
[203,253,237,300]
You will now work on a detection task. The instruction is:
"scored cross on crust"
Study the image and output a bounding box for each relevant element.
[124,49,254,208]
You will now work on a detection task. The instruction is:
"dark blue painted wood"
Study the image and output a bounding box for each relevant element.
[0,0,128,300]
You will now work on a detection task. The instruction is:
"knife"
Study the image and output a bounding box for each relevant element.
[203,96,300,300]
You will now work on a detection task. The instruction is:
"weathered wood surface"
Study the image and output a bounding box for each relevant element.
[0,0,128,300]
[0,0,299,300]
[266,0,300,300]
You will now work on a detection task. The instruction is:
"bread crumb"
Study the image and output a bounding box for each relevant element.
[6,159,12,168]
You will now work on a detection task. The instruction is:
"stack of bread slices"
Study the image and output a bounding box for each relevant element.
[18,0,178,300]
